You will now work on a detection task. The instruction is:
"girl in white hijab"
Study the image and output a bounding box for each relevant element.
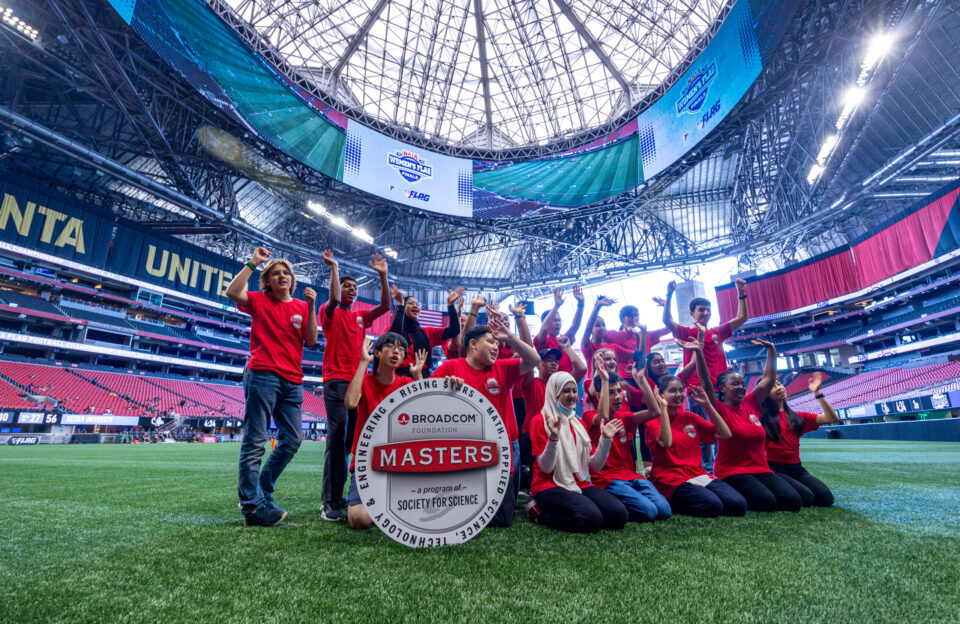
[526,372,629,532]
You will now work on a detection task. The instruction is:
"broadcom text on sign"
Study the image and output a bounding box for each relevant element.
[354,378,510,548]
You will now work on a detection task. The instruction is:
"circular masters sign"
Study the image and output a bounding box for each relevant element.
[354,377,511,548]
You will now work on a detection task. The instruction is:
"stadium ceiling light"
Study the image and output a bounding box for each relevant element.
[329,216,349,230]
[306,200,329,217]
[351,228,374,244]
[0,6,38,41]
[383,247,398,259]
[860,32,894,80]
[807,163,824,185]
[836,86,865,130]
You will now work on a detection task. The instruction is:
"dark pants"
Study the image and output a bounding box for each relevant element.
[321,379,356,509]
[238,370,303,511]
[687,398,715,472]
[769,461,834,507]
[723,472,804,512]
[519,432,533,491]
[670,479,747,517]
[489,473,517,528]
[534,486,628,533]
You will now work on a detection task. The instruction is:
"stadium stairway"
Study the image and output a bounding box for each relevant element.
[68,370,152,414]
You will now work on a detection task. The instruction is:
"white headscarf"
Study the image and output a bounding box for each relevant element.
[541,372,591,492]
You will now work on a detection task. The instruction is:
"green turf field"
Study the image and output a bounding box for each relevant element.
[1,440,958,623]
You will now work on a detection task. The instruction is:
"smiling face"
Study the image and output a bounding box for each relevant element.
[771,380,787,402]
[538,355,560,379]
[663,378,685,409]
[720,372,747,406]
[621,309,639,329]
[559,381,579,409]
[404,297,421,320]
[691,303,711,326]
[599,348,617,372]
[470,331,499,366]
[608,382,624,411]
[648,353,668,378]
[340,278,358,305]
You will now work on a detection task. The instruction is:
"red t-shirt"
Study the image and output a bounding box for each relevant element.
[712,392,771,479]
[319,304,373,382]
[765,410,820,464]
[602,330,641,378]
[529,413,594,496]
[431,358,522,441]
[675,322,732,389]
[400,326,446,367]
[583,409,640,487]
[533,335,572,373]
[350,373,414,470]
[238,291,308,384]
[644,410,716,499]
[521,376,547,434]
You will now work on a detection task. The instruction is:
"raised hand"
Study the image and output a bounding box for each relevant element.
[488,314,511,341]
[597,296,617,307]
[447,286,465,306]
[688,384,709,407]
[652,385,669,411]
[321,249,337,267]
[303,287,316,307]
[735,277,747,295]
[666,280,676,295]
[369,253,388,275]
[508,302,527,317]
[572,285,584,302]
[593,352,607,379]
[676,338,702,352]
[457,297,464,316]
[251,247,271,266]
[359,337,374,365]
[809,372,824,395]
[557,334,572,349]
[652,296,667,307]
[544,411,562,437]
[601,417,624,439]
[751,338,776,351]
[471,294,487,308]
[410,349,428,378]
[390,284,404,305]
[553,286,565,306]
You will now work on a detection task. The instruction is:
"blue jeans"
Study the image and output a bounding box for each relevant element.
[604,478,672,522]
[238,369,303,511]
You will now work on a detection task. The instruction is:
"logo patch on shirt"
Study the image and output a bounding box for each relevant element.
[290,314,303,330]
[683,424,697,438]
[711,333,719,343]
[485,378,500,396]
[749,414,761,426]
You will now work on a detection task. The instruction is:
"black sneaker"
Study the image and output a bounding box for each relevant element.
[244,505,287,527]
[262,493,281,512]
[321,503,343,522]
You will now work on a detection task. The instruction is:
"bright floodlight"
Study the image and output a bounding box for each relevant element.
[863,33,894,73]
[352,228,374,244]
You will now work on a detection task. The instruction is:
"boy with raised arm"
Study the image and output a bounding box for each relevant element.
[319,250,391,522]
[431,316,540,527]
[225,247,317,527]
[534,286,585,374]
[662,278,749,471]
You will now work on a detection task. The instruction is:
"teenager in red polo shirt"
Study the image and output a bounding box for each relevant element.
[580,295,633,381]
[388,285,463,377]
[643,343,746,517]
[319,250,391,522]
[226,247,318,527]
[761,372,838,507]
[343,334,427,530]
[527,372,628,533]
[663,278,749,472]
[534,286,584,374]
[431,317,540,527]
[695,337,803,512]
[582,368,671,523]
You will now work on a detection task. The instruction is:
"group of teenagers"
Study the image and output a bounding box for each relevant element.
[225,247,839,532]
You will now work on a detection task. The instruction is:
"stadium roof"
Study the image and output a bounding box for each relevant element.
[217,0,726,149]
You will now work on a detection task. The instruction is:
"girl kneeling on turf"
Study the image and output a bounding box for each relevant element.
[643,371,746,518]
[761,372,837,507]
[693,336,804,512]
[528,372,628,533]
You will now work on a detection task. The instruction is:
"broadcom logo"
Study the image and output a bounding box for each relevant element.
[397,413,410,425]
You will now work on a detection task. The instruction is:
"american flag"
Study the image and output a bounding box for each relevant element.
[418,308,445,328]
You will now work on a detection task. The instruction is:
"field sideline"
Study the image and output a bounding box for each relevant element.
[2,440,958,623]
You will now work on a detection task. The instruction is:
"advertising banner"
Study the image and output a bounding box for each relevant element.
[6,435,40,445]
[343,121,473,217]
[0,174,115,266]
[61,414,141,426]
[354,378,511,548]
[637,0,762,179]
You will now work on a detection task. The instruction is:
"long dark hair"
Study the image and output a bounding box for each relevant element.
[646,353,666,384]
[760,396,803,442]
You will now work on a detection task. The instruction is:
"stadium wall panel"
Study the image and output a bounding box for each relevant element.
[807,418,960,442]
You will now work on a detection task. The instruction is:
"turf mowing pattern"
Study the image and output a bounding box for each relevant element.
[2,440,958,623]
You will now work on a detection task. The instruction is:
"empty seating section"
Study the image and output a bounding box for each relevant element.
[790,362,960,412]
[141,377,243,417]
[0,378,39,409]
[128,319,190,340]
[783,372,831,397]
[0,361,136,414]
[192,332,248,351]
[75,369,217,417]
[0,290,64,315]
[59,305,134,329]
[301,391,326,420]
